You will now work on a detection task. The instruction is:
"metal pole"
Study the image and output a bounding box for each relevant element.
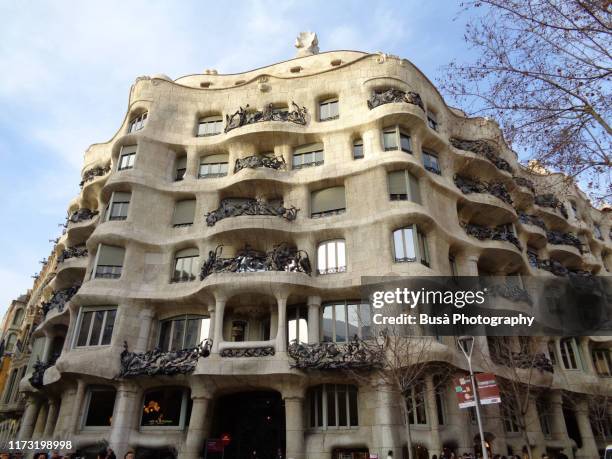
[466,355,489,459]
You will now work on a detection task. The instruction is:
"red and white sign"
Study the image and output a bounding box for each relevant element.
[454,376,476,408]
[454,373,501,409]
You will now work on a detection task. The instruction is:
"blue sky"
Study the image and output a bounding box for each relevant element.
[0,0,474,317]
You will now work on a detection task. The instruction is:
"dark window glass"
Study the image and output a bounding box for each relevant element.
[85,389,116,426]
[141,388,186,427]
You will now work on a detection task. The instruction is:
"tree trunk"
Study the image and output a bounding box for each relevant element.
[401,407,414,459]
[521,429,533,459]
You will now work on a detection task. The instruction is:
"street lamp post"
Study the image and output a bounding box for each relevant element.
[457,335,489,459]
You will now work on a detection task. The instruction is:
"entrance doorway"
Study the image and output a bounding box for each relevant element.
[212,391,285,459]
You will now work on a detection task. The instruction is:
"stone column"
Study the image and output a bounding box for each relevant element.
[41,333,53,363]
[575,398,598,459]
[211,297,226,353]
[578,338,595,373]
[276,297,288,352]
[182,389,212,459]
[109,382,141,459]
[134,307,155,352]
[425,375,442,457]
[307,296,320,344]
[285,396,305,459]
[32,401,49,437]
[549,391,571,456]
[43,398,59,438]
[17,394,41,440]
[525,395,545,459]
[69,379,86,434]
[459,252,480,276]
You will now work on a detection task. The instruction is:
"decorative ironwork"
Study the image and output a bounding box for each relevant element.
[225,102,308,133]
[220,347,275,358]
[200,243,311,279]
[547,231,582,252]
[450,138,513,173]
[68,208,99,224]
[41,285,79,317]
[463,223,522,250]
[288,337,383,370]
[119,340,212,377]
[518,212,547,231]
[538,258,569,276]
[513,176,536,193]
[454,175,513,206]
[494,352,553,373]
[234,154,287,173]
[57,246,88,263]
[487,283,532,305]
[206,198,298,226]
[535,194,568,218]
[367,88,424,111]
[79,164,110,188]
[29,359,52,388]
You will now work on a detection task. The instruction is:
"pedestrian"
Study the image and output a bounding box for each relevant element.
[124,451,135,459]
[96,449,107,459]
[107,449,116,459]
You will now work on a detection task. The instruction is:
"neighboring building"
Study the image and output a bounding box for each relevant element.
[12,33,612,459]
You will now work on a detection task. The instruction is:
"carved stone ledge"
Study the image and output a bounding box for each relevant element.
[288,337,383,370]
[205,198,298,227]
[225,102,308,133]
[234,154,287,173]
[118,340,212,377]
[450,138,513,174]
[220,347,275,358]
[367,88,424,111]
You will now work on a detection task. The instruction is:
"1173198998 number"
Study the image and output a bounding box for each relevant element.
[6,440,72,451]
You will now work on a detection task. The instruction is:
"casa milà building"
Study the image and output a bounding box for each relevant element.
[15,33,612,459]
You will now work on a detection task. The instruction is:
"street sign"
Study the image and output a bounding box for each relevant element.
[454,376,476,408]
[475,373,501,405]
[220,433,232,446]
[206,440,224,453]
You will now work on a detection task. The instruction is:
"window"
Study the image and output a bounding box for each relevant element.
[593,349,612,376]
[107,192,131,221]
[75,306,117,347]
[172,200,196,227]
[158,315,210,351]
[317,240,346,274]
[502,403,520,433]
[84,387,116,427]
[434,376,446,425]
[231,320,247,342]
[537,399,553,437]
[141,387,191,428]
[427,111,438,131]
[352,139,364,160]
[560,338,580,370]
[199,154,228,178]
[175,156,187,181]
[128,112,148,133]
[293,143,324,169]
[406,381,427,425]
[5,334,17,352]
[172,248,199,282]
[118,145,136,170]
[197,116,223,136]
[308,384,358,429]
[422,150,441,175]
[321,302,371,342]
[319,98,339,121]
[3,370,17,403]
[547,341,557,366]
[311,186,346,218]
[595,224,603,240]
[570,201,578,218]
[94,244,125,279]
[388,170,421,203]
[12,309,24,326]
[287,305,308,345]
[393,225,430,266]
[382,127,411,153]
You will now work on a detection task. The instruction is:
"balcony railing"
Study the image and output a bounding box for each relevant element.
[535,194,568,219]
[57,245,88,263]
[450,138,513,174]
[463,222,522,250]
[119,340,212,377]
[234,154,287,173]
[547,231,583,252]
[67,208,99,224]
[513,176,536,193]
[29,359,52,388]
[491,351,554,373]
[311,208,346,219]
[367,88,424,111]
[200,243,312,279]
[487,283,532,305]
[42,285,80,317]
[288,337,383,370]
[224,102,308,133]
[454,175,513,206]
[205,198,298,226]
[518,212,547,231]
[220,347,275,358]
[79,164,110,188]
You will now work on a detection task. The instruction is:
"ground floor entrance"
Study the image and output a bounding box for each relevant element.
[211,390,285,459]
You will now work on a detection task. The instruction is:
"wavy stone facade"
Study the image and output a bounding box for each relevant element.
[13,40,612,459]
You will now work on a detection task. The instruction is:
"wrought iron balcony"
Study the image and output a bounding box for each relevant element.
[57,245,88,263]
[491,351,553,373]
[205,198,298,226]
[454,175,513,206]
[288,337,383,370]
[463,223,522,250]
[42,285,79,317]
[234,154,287,173]
[535,194,568,218]
[220,347,275,358]
[450,138,513,174]
[547,231,582,252]
[79,164,110,188]
[367,88,424,111]
[518,212,547,231]
[224,102,308,133]
[200,243,311,279]
[67,208,99,224]
[119,339,212,377]
[487,283,532,305]
[29,359,52,388]
[513,176,536,193]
